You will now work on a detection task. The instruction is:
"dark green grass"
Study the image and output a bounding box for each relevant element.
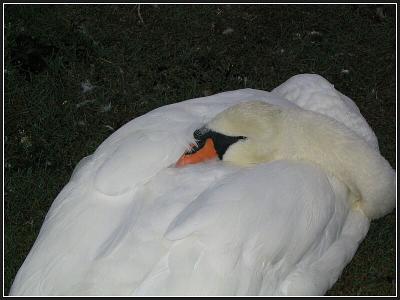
[4,4,396,295]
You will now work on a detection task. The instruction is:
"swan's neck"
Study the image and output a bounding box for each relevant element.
[225,108,395,220]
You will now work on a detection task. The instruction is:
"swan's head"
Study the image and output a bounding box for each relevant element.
[176,101,284,167]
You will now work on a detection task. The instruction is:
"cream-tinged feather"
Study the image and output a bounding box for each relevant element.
[209,101,395,219]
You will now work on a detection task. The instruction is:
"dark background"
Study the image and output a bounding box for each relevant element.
[4,4,396,295]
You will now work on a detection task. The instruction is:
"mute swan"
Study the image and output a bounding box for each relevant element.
[9,74,395,296]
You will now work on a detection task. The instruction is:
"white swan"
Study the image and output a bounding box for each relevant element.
[9,74,395,296]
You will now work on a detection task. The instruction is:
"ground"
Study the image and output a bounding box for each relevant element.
[3,4,396,296]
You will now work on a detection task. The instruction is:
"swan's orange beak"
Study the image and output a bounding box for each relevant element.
[175,138,218,167]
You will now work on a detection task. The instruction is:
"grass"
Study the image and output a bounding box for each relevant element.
[3,4,396,296]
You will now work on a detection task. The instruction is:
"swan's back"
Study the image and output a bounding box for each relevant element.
[10,74,387,296]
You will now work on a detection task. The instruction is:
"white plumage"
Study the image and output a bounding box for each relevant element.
[10,74,395,296]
